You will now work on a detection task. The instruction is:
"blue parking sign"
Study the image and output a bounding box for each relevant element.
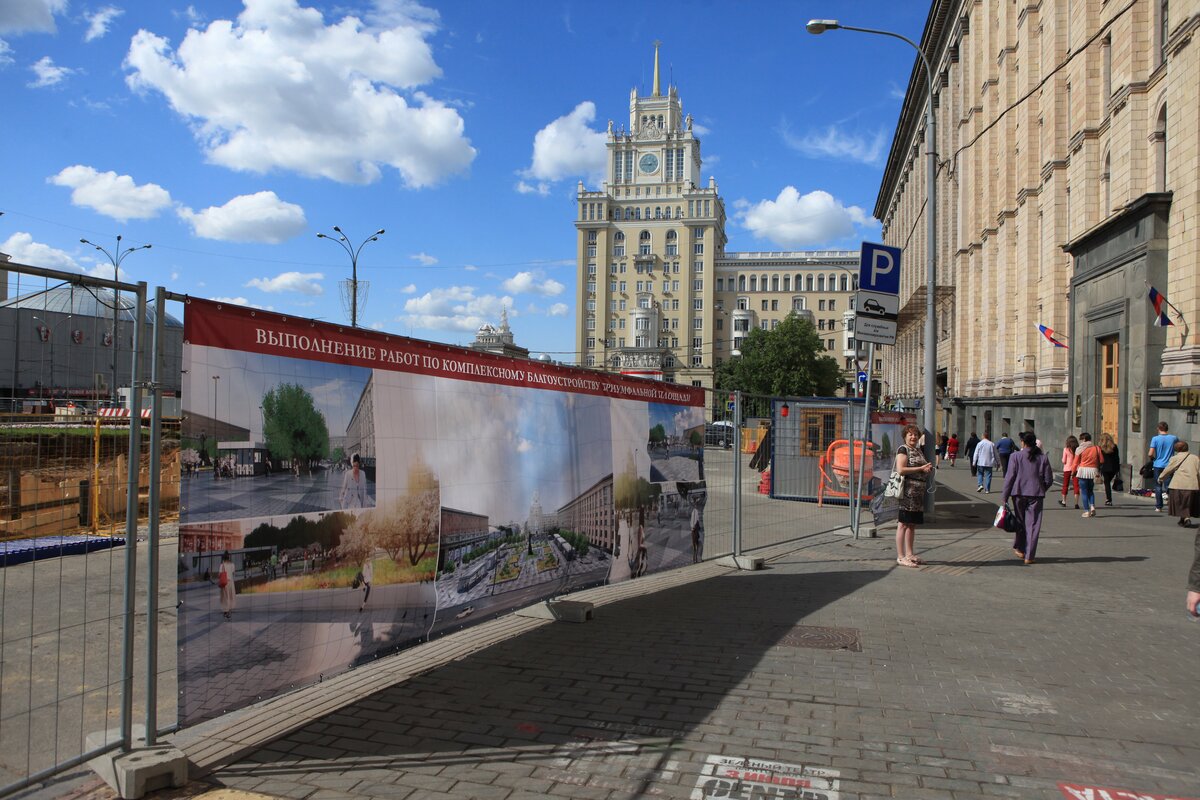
[859,242,902,296]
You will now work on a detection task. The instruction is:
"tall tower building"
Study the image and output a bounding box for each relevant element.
[574,46,868,396]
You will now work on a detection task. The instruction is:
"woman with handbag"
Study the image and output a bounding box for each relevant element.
[1099,433,1121,506]
[1160,441,1200,528]
[218,551,237,621]
[1001,433,1055,564]
[894,424,934,568]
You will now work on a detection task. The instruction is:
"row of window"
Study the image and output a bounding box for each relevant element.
[579,200,715,221]
[714,273,857,293]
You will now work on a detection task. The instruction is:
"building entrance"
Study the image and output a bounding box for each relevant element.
[1099,336,1120,442]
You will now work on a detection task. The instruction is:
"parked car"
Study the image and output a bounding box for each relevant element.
[705,421,734,448]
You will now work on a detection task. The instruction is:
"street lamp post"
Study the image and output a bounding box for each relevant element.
[31,314,73,398]
[212,375,220,479]
[316,226,385,327]
[807,18,939,507]
[80,235,151,403]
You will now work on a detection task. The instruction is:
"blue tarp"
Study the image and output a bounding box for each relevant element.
[1,534,126,567]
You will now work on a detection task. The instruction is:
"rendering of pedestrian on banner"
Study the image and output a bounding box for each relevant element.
[358,556,373,612]
[1160,441,1200,528]
[1001,433,1055,565]
[340,454,368,509]
[218,551,237,621]
[690,497,703,563]
[1148,422,1180,513]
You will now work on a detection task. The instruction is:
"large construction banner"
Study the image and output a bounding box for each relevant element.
[177,299,705,724]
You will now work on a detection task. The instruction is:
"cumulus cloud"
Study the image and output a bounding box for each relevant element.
[84,6,123,41]
[1,232,79,270]
[400,283,416,293]
[781,123,886,165]
[521,101,606,187]
[0,0,67,34]
[124,0,475,187]
[245,271,324,295]
[177,190,306,242]
[48,165,172,221]
[501,271,564,297]
[28,55,73,87]
[399,285,513,333]
[547,303,569,317]
[735,188,875,248]
[410,252,437,266]
[0,40,12,67]
[515,180,550,196]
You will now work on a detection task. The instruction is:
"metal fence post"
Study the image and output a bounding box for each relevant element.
[853,342,877,539]
[119,283,147,750]
[732,390,743,556]
[145,286,166,746]
[846,399,856,536]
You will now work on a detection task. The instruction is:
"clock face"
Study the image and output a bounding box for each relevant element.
[639,152,659,173]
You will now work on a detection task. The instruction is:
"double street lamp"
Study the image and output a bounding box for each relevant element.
[31,314,73,395]
[317,226,385,328]
[80,235,152,402]
[807,18,939,476]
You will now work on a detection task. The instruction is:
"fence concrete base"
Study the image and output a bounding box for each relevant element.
[715,554,764,570]
[87,726,187,800]
[514,599,595,623]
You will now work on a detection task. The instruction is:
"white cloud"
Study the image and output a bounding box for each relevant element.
[410,252,437,266]
[547,303,569,317]
[399,285,512,332]
[400,283,416,293]
[735,188,875,248]
[515,180,549,196]
[244,271,324,295]
[124,0,475,188]
[210,295,250,306]
[1,232,79,270]
[781,123,886,165]
[521,101,606,187]
[48,165,172,221]
[84,6,123,42]
[0,40,13,67]
[177,190,306,242]
[0,0,66,34]
[28,55,74,87]
[501,271,564,297]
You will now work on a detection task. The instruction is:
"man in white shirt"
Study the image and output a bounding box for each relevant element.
[972,432,1000,493]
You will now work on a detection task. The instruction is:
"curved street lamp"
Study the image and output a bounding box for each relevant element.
[807,18,939,508]
[80,235,152,402]
[317,226,385,327]
[31,313,74,397]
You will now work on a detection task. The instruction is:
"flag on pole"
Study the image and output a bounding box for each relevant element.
[1038,324,1068,348]
[1148,286,1174,326]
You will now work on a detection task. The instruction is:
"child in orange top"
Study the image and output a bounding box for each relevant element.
[1059,435,1081,508]
[1074,432,1102,517]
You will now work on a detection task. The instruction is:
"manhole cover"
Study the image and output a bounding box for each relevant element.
[768,624,861,651]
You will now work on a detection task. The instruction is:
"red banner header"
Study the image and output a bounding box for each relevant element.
[184,298,703,407]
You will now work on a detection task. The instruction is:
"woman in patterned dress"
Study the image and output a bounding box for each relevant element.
[895,424,934,567]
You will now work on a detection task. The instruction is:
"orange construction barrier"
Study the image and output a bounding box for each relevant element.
[817,439,878,507]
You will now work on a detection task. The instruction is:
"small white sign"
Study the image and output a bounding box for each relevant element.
[691,754,840,799]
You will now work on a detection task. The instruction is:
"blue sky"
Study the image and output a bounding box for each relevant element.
[1,0,925,361]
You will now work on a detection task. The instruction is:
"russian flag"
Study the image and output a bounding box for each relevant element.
[1038,324,1068,348]
[1148,286,1174,326]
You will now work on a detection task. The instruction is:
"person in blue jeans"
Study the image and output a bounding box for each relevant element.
[996,433,1015,475]
[972,432,999,493]
[1148,421,1179,512]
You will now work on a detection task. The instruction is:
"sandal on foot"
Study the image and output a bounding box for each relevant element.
[1013,549,1025,558]
[909,555,926,565]
[896,556,918,568]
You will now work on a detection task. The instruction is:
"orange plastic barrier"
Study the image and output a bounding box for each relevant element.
[817,439,878,507]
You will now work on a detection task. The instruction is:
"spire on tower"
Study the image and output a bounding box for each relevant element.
[652,40,662,97]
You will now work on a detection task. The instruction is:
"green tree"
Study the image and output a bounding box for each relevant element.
[713,312,842,397]
[648,423,667,448]
[372,455,440,566]
[260,383,330,474]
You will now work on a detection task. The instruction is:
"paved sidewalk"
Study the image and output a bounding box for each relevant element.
[64,468,1200,799]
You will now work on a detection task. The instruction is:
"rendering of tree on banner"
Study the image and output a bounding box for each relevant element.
[261,383,331,475]
[714,312,842,397]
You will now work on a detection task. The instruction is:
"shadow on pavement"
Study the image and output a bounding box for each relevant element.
[212,568,887,786]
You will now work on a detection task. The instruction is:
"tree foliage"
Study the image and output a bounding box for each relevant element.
[260,383,330,473]
[613,450,658,525]
[245,512,354,552]
[713,312,842,398]
[648,423,667,447]
[369,455,441,566]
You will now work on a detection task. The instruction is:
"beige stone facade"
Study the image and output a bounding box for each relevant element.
[573,48,872,398]
[876,0,1199,455]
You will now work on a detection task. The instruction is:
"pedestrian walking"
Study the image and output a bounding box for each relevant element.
[947,434,960,467]
[1099,433,1121,506]
[1059,435,1081,508]
[935,433,948,467]
[972,432,999,493]
[690,498,702,563]
[1160,441,1200,528]
[340,454,368,509]
[894,424,934,568]
[1148,422,1180,513]
[1187,528,1200,619]
[1001,433,1055,565]
[996,432,1015,475]
[965,432,980,476]
[218,551,237,620]
[269,550,278,579]
[1074,433,1101,517]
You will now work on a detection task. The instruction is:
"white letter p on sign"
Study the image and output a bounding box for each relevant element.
[871,250,895,287]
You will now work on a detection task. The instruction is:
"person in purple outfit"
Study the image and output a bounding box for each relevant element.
[1000,432,1055,565]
